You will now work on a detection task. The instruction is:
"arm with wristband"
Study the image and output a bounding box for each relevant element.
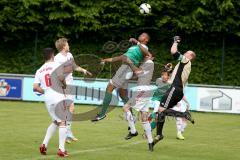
[171,36,183,60]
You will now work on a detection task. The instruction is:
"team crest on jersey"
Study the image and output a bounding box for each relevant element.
[0,79,11,96]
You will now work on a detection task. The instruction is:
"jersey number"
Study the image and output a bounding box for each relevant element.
[44,74,52,87]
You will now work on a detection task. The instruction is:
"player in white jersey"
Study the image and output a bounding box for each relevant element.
[172,96,190,140]
[33,48,69,157]
[123,50,155,152]
[54,38,92,143]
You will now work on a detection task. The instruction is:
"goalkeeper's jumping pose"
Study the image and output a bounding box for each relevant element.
[154,36,196,144]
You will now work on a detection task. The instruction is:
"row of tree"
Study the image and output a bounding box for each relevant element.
[0,0,239,41]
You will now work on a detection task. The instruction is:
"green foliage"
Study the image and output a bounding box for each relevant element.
[0,0,239,86]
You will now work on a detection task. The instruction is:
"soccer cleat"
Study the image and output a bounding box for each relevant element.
[57,149,69,157]
[153,134,164,145]
[39,144,47,155]
[66,138,72,144]
[184,111,195,124]
[91,114,106,122]
[71,137,78,142]
[125,131,138,140]
[177,133,185,140]
[148,142,154,152]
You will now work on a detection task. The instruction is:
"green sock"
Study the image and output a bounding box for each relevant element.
[150,113,156,129]
[99,92,112,116]
[121,97,129,104]
[151,121,156,130]
[150,112,156,119]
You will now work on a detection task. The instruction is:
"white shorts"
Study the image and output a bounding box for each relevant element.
[129,86,152,112]
[44,90,69,122]
[172,100,187,112]
[109,79,128,89]
[110,64,132,89]
[131,99,150,112]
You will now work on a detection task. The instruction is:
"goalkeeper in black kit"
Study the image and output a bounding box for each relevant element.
[154,36,196,144]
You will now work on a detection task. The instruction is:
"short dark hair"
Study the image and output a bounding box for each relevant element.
[161,69,171,75]
[43,48,55,61]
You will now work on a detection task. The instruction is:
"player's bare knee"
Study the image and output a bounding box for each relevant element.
[119,88,127,99]
[123,102,131,111]
[53,120,65,126]
[58,121,66,126]
[141,112,148,122]
[123,105,130,112]
[106,83,115,93]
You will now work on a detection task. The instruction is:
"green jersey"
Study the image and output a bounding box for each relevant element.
[124,45,146,66]
[151,78,171,101]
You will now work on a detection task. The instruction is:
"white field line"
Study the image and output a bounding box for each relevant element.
[25,140,145,160]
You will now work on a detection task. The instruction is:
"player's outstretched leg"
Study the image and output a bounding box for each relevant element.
[91,83,115,122]
[39,122,58,155]
[163,109,195,124]
[183,110,195,124]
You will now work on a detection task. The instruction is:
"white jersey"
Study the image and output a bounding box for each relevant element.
[54,52,74,84]
[34,61,65,103]
[34,62,60,90]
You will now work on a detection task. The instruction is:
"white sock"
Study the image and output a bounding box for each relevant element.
[181,121,187,133]
[142,121,153,143]
[126,111,136,134]
[59,126,67,152]
[43,123,57,147]
[176,117,182,135]
[66,121,74,138]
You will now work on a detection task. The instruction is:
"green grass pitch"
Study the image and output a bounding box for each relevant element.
[0,101,239,160]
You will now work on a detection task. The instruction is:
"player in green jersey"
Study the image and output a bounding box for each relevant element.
[91,33,150,122]
[148,63,173,130]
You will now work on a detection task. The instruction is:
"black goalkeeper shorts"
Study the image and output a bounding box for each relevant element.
[160,86,184,109]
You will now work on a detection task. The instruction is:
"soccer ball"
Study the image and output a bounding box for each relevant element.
[139,3,151,14]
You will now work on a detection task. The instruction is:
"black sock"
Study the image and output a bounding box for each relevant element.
[163,109,185,118]
[156,112,165,136]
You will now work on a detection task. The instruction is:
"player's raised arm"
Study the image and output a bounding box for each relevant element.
[102,55,142,75]
[72,59,93,76]
[129,38,150,57]
[101,55,124,63]
[171,36,182,60]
